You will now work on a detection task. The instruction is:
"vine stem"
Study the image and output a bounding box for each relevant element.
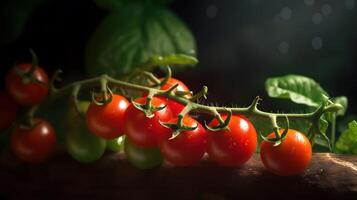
[28,72,342,141]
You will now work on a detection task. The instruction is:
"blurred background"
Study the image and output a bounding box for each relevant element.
[0,0,356,114]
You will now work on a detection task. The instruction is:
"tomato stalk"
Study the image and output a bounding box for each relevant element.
[26,67,343,148]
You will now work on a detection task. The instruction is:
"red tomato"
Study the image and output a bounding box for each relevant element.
[86,94,129,140]
[0,92,18,131]
[260,129,312,176]
[11,119,56,162]
[207,114,257,166]
[159,116,207,166]
[5,63,49,106]
[158,77,191,116]
[124,97,172,148]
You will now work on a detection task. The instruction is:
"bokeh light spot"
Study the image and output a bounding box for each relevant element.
[280,7,292,20]
[345,0,355,10]
[278,42,289,54]
[304,0,314,6]
[206,5,218,19]
[312,13,323,24]
[312,37,323,50]
[322,4,333,16]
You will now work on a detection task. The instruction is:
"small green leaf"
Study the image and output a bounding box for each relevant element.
[335,121,357,154]
[332,96,348,116]
[85,2,196,77]
[265,75,329,107]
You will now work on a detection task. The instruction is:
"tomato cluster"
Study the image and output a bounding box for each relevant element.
[1,60,312,176]
[1,62,54,163]
[83,78,259,168]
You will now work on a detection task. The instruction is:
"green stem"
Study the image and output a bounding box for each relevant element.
[331,113,336,151]
[29,73,341,146]
[43,74,329,121]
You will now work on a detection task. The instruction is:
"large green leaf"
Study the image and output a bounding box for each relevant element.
[85,2,196,77]
[335,121,357,154]
[265,75,329,107]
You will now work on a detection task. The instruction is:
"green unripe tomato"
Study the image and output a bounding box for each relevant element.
[107,136,125,152]
[65,101,106,163]
[124,137,163,169]
[66,121,106,163]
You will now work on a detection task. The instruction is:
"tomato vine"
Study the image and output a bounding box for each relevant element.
[19,66,342,149]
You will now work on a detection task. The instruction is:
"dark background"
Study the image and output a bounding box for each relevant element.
[0,0,356,115]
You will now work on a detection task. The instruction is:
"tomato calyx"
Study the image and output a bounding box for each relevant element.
[91,85,114,106]
[15,49,47,86]
[159,115,198,139]
[131,97,167,118]
[204,110,232,132]
[261,116,290,146]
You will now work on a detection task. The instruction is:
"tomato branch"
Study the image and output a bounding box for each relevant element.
[27,67,343,147]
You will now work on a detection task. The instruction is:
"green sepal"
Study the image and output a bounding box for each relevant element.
[159,119,198,140]
[204,111,232,132]
[131,98,166,118]
[91,86,114,106]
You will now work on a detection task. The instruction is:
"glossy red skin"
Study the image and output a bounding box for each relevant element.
[124,97,172,148]
[0,92,18,131]
[260,129,312,176]
[86,94,129,140]
[5,63,49,106]
[158,77,191,116]
[207,115,257,166]
[159,116,207,166]
[11,119,56,162]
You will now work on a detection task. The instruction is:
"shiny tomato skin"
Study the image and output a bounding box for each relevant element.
[207,115,257,166]
[11,119,56,162]
[260,129,312,176]
[0,92,18,131]
[124,97,172,148]
[5,63,49,106]
[159,116,207,166]
[86,94,129,140]
[124,137,163,169]
[158,77,191,116]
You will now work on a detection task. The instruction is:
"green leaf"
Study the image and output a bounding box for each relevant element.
[335,121,357,154]
[332,96,348,116]
[265,75,329,107]
[85,2,196,77]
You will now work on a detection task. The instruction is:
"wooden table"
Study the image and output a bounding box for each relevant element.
[0,152,356,200]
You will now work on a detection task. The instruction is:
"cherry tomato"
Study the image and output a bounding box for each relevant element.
[158,77,191,116]
[207,114,257,166]
[65,101,106,163]
[0,92,18,131]
[260,129,312,176]
[124,137,163,169]
[159,116,207,166]
[107,136,125,152]
[11,119,56,162]
[124,97,172,148]
[5,63,49,106]
[86,94,129,140]
[66,121,106,163]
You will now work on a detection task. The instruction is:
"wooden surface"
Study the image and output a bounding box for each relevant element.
[0,152,357,200]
